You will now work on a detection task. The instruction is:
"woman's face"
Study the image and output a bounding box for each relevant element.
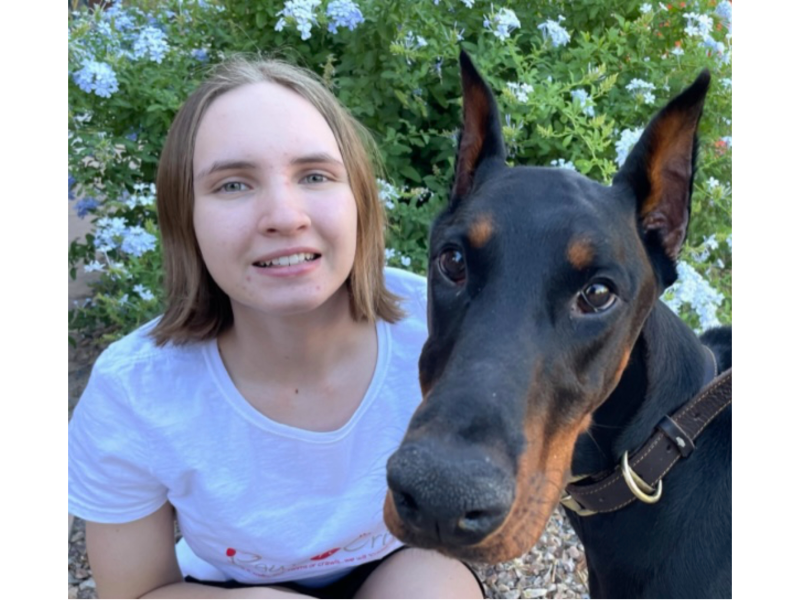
[192,82,358,322]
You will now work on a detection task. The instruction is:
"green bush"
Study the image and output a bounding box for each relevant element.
[69,0,732,341]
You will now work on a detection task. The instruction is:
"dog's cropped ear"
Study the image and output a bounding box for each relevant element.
[613,70,710,287]
[452,50,506,204]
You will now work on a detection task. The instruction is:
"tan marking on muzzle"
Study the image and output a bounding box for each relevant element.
[459,411,593,563]
[614,347,632,385]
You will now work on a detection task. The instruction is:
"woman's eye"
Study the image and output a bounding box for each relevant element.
[303,173,329,184]
[219,181,248,193]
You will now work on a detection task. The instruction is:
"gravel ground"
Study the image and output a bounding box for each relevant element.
[68,339,589,599]
[68,512,588,599]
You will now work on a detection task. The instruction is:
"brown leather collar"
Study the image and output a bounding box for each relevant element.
[561,366,732,516]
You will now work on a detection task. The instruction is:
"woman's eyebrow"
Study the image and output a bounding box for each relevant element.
[291,152,345,167]
[196,160,258,181]
[196,154,344,180]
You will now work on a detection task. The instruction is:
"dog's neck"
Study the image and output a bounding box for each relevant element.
[571,301,712,477]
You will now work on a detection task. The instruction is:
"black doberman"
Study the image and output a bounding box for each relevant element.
[384,52,731,598]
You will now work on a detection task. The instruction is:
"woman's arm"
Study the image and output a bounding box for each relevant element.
[86,502,312,599]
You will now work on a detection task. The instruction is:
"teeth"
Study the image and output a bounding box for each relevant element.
[256,253,316,268]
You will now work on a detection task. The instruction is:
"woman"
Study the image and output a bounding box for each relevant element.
[68,58,484,599]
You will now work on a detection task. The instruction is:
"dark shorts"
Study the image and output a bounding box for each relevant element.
[185,546,485,598]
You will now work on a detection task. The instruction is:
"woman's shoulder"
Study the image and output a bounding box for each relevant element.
[92,317,205,378]
[384,267,426,307]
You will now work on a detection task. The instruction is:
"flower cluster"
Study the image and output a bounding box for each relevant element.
[507,82,534,103]
[663,261,724,331]
[132,26,169,63]
[570,88,594,116]
[538,15,570,47]
[615,127,643,167]
[275,0,322,40]
[72,59,120,98]
[550,158,577,171]
[125,183,157,209]
[484,8,521,41]
[377,179,400,210]
[326,0,365,34]
[625,78,656,105]
[95,216,157,258]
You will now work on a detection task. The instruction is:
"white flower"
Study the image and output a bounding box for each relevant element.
[550,159,577,171]
[484,7,521,41]
[401,256,411,267]
[615,127,643,166]
[133,284,155,302]
[662,261,724,331]
[640,3,653,13]
[537,15,570,47]
[84,260,105,273]
[507,82,534,103]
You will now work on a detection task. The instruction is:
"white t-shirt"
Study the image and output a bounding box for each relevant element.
[68,268,428,587]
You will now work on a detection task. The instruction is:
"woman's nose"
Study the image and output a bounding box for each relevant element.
[256,182,311,235]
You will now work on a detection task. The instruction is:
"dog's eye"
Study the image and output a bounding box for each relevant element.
[438,248,466,283]
[577,282,616,313]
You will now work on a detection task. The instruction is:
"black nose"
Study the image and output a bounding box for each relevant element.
[386,442,514,545]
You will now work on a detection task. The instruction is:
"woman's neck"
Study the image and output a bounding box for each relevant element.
[218,286,370,388]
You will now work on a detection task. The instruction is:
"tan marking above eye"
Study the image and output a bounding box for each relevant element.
[468,214,494,248]
[567,238,595,270]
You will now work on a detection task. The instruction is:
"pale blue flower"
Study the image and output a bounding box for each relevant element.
[626,78,657,105]
[125,184,156,209]
[721,77,732,90]
[104,2,136,31]
[84,260,105,273]
[703,37,725,55]
[683,13,713,38]
[721,136,732,148]
[484,8,521,41]
[570,88,594,116]
[671,46,685,56]
[703,235,719,251]
[326,0,364,34]
[663,261,723,330]
[276,0,321,40]
[551,158,577,171]
[507,82,534,103]
[401,256,411,267]
[640,3,653,13]
[706,177,720,190]
[377,179,399,210]
[461,0,475,7]
[132,26,168,63]
[434,57,444,78]
[385,248,397,264]
[625,79,656,92]
[76,197,100,218]
[402,30,428,49]
[537,15,570,47]
[133,284,155,302]
[121,226,157,257]
[715,1,732,32]
[73,59,119,98]
[615,127,643,167]
[191,48,209,62]
[95,216,128,252]
[69,175,77,200]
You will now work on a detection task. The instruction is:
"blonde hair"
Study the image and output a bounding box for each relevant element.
[151,57,403,345]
